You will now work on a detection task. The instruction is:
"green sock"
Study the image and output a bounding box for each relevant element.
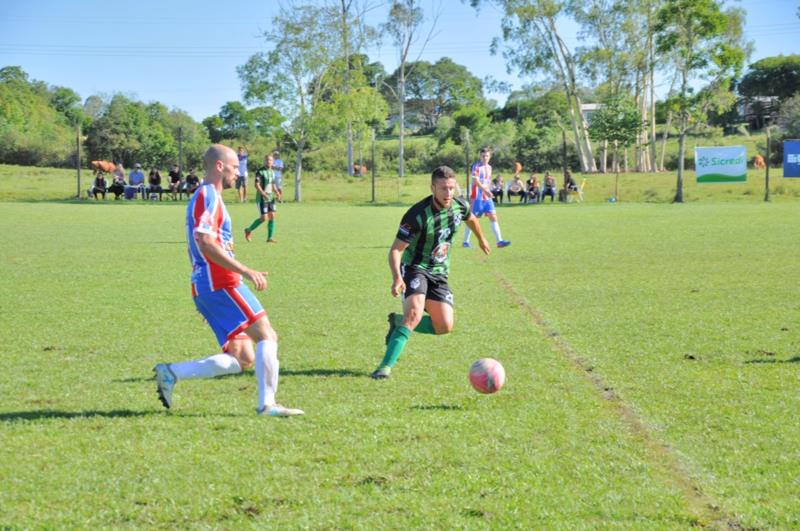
[413,315,436,335]
[391,313,436,335]
[267,219,275,239]
[247,219,263,232]
[378,326,411,369]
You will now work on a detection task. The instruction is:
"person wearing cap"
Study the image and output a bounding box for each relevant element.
[128,163,146,199]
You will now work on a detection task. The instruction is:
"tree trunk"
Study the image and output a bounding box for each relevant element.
[347,123,354,176]
[601,140,607,173]
[675,118,685,203]
[398,72,405,178]
[294,137,305,202]
[659,110,672,171]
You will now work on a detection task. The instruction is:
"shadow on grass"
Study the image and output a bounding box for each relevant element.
[0,409,153,422]
[280,367,369,378]
[410,404,463,411]
[744,356,800,365]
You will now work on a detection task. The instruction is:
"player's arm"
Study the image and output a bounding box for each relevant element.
[195,232,268,291]
[388,238,409,297]
[254,172,266,197]
[465,214,491,255]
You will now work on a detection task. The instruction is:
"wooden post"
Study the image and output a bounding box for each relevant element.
[371,127,376,203]
[765,126,771,202]
[76,123,81,198]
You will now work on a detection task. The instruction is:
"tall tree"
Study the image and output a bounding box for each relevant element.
[655,0,747,202]
[381,0,438,177]
[588,95,643,199]
[476,0,598,172]
[239,2,342,202]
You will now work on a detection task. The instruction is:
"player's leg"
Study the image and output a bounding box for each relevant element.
[463,201,482,247]
[153,289,261,409]
[372,291,426,379]
[246,314,303,417]
[236,177,243,202]
[266,205,277,242]
[242,179,247,202]
[245,202,267,241]
[486,205,511,248]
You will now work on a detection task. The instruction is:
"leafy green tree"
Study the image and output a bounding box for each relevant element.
[738,55,800,101]
[383,57,484,131]
[0,66,75,166]
[655,0,747,202]
[777,93,800,138]
[239,2,343,201]
[588,96,643,199]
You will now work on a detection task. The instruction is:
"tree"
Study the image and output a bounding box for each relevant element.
[588,96,643,199]
[777,93,800,138]
[381,0,438,177]
[738,54,800,127]
[655,0,747,202]
[383,57,484,131]
[476,0,599,173]
[239,2,342,201]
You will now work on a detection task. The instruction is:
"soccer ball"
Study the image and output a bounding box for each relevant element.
[469,358,505,394]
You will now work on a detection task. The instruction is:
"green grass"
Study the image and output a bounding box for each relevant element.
[2,162,800,205]
[0,193,798,528]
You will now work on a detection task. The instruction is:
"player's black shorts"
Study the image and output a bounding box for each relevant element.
[402,266,453,307]
[258,200,277,215]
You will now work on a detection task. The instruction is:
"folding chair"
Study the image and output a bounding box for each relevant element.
[567,179,586,203]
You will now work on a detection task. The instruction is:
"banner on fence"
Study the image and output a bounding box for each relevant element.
[784,140,800,178]
[694,146,747,183]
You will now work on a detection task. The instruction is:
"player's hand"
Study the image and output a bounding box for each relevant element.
[391,278,406,298]
[478,238,491,256]
[245,269,269,291]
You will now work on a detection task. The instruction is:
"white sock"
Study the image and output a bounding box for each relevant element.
[169,354,241,380]
[491,221,503,242]
[256,340,279,409]
[463,226,471,243]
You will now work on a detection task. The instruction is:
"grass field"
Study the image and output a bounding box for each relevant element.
[1,177,799,527]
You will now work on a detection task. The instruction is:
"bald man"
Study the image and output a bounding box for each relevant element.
[153,144,303,417]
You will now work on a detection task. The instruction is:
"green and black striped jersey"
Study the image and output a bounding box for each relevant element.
[395,195,471,277]
[255,167,277,203]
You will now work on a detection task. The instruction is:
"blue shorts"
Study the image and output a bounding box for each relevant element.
[193,284,266,351]
[471,198,495,217]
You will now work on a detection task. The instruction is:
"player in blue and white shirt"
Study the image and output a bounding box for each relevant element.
[153,144,303,417]
[463,147,511,249]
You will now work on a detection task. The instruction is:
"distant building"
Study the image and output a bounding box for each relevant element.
[738,96,779,130]
[580,103,602,125]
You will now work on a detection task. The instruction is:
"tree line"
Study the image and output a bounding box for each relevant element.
[1,0,799,202]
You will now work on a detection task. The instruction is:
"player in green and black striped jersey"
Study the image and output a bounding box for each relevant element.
[371,166,491,379]
[244,154,282,243]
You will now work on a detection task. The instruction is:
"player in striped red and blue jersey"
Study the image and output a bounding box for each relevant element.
[153,144,303,417]
[462,147,511,249]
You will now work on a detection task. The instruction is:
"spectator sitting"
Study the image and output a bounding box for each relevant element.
[542,171,557,202]
[90,174,107,200]
[168,163,183,200]
[128,163,146,199]
[490,175,504,204]
[525,175,541,204]
[564,170,578,192]
[108,163,126,199]
[184,169,200,196]
[147,168,163,200]
[507,175,526,202]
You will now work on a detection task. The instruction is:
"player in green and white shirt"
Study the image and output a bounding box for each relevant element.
[244,154,282,243]
[371,165,491,379]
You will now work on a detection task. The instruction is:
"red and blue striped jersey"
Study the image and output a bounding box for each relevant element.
[470,161,492,201]
[186,184,241,294]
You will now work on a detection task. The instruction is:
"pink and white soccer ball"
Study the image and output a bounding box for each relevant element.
[469,358,505,394]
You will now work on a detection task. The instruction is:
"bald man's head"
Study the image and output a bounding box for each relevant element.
[202,144,239,190]
[203,144,236,173]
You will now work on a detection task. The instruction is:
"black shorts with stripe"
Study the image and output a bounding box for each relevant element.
[402,266,453,307]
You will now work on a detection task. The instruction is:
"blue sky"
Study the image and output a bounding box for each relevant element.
[1,0,798,121]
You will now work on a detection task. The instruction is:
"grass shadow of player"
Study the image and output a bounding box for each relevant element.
[744,356,800,365]
[280,367,369,378]
[0,409,154,422]
[410,404,464,411]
